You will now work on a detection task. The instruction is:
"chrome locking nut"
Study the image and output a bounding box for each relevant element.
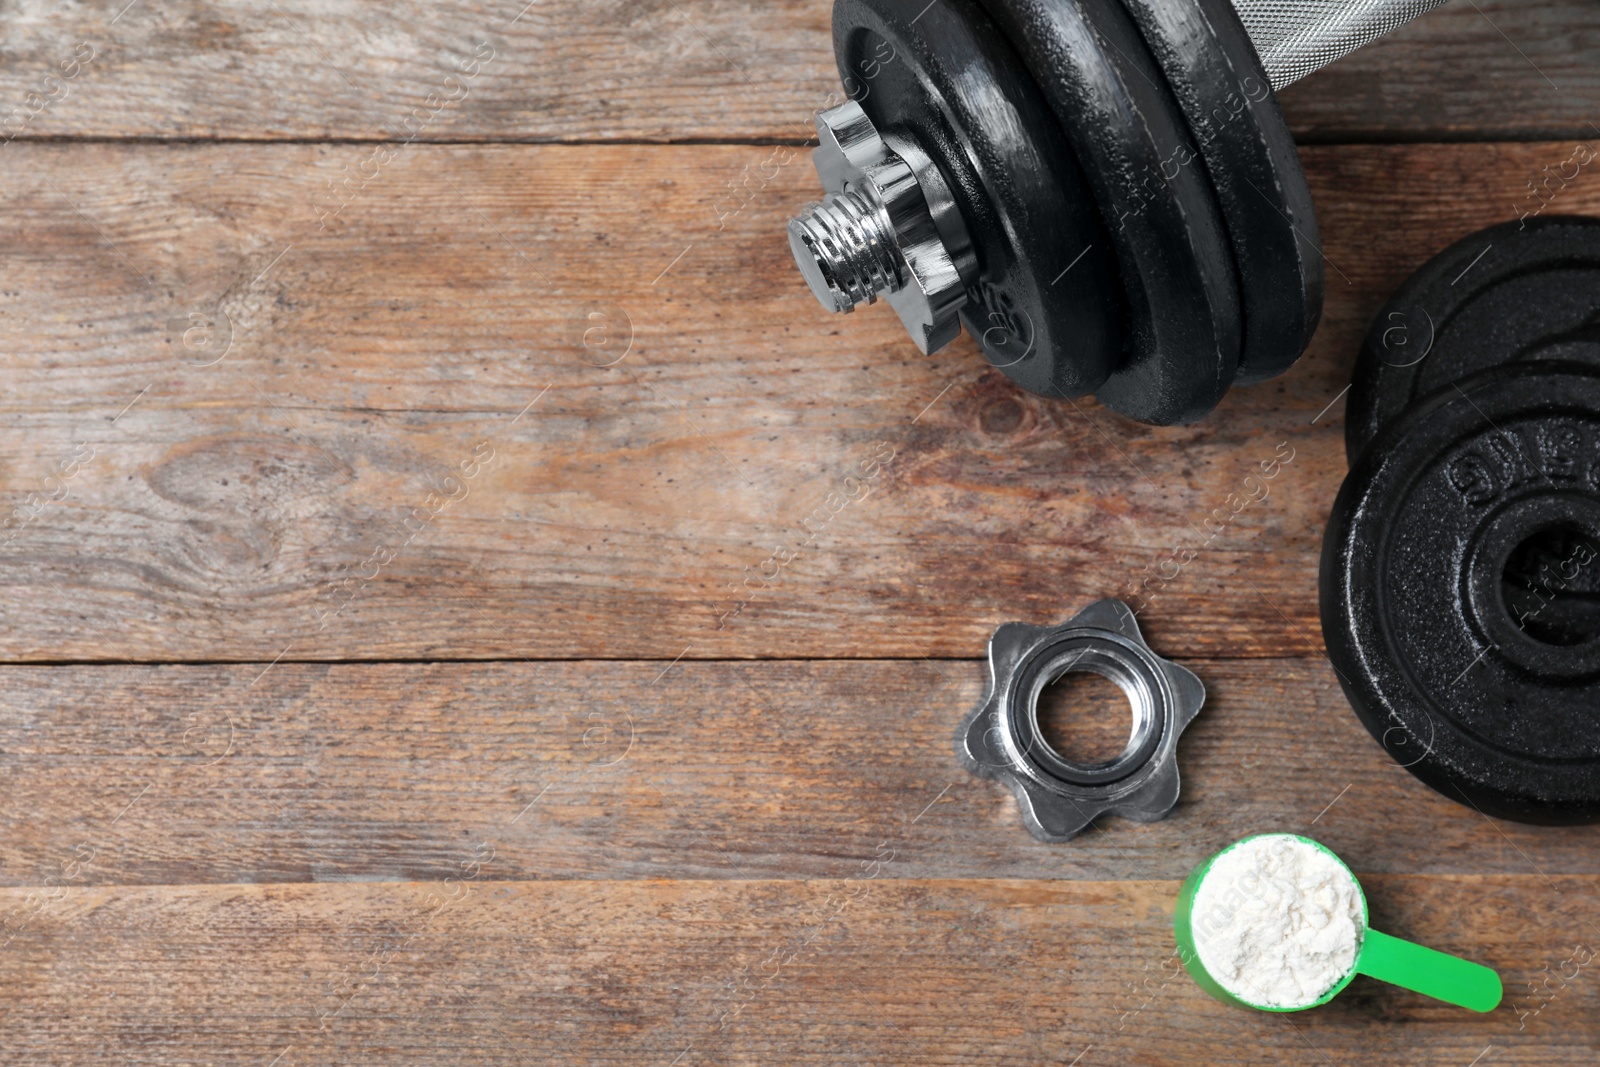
[787,100,974,354]
[960,599,1206,841]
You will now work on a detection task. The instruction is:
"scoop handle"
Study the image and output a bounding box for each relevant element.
[1356,928,1502,1012]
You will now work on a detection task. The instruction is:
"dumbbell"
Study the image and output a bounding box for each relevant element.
[1323,217,1600,824]
[785,0,1448,424]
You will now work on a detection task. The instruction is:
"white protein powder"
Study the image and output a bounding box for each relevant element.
[1190,834,1364,1008]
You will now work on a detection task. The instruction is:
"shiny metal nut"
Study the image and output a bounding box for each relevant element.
[959,599,1206,842]
[786,101,968,354]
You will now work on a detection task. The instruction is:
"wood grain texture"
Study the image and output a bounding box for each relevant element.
[1275,0,1600,143]
[3,4,1597,1064]
[0,0,1589,144]
[2,140,1598,661]
[1,876,1595,1065]
[1,659,1595,887]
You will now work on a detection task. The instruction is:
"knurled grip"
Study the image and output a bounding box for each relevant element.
[1228,0,1452,88]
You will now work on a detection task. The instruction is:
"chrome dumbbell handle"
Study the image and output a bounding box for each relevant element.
[1233,0,1450,88]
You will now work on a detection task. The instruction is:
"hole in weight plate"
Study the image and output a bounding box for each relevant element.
[1500,521,1600,647]
[1035,668,1137,767]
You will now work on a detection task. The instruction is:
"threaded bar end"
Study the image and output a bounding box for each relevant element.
[787,189,903,314]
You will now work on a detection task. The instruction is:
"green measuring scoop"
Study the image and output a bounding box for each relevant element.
[1174,833,1502,1013]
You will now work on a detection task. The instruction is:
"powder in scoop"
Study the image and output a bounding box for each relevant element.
[1189,834,1364,1008]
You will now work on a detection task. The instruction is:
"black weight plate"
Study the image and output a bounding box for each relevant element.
[834,0,1123,397]
[1117,0,1322,384]
[981,0,1242,424]
[1322,362,1600,823]
[1347,215,1600,462]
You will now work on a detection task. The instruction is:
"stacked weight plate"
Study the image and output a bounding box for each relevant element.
[1345,216,1600,459]
[830,0,1322,422]
[1323,217,1600,824]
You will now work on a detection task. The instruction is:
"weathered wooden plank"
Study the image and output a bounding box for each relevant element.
[1,659,1594,886]
[0,140,1593,661]
[0,0,1589,144]
[1276,0,1600,143]
[0,0,836,143]
[0,876,1594,1065]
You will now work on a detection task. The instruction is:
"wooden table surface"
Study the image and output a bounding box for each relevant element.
[1,2,1597,1064]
